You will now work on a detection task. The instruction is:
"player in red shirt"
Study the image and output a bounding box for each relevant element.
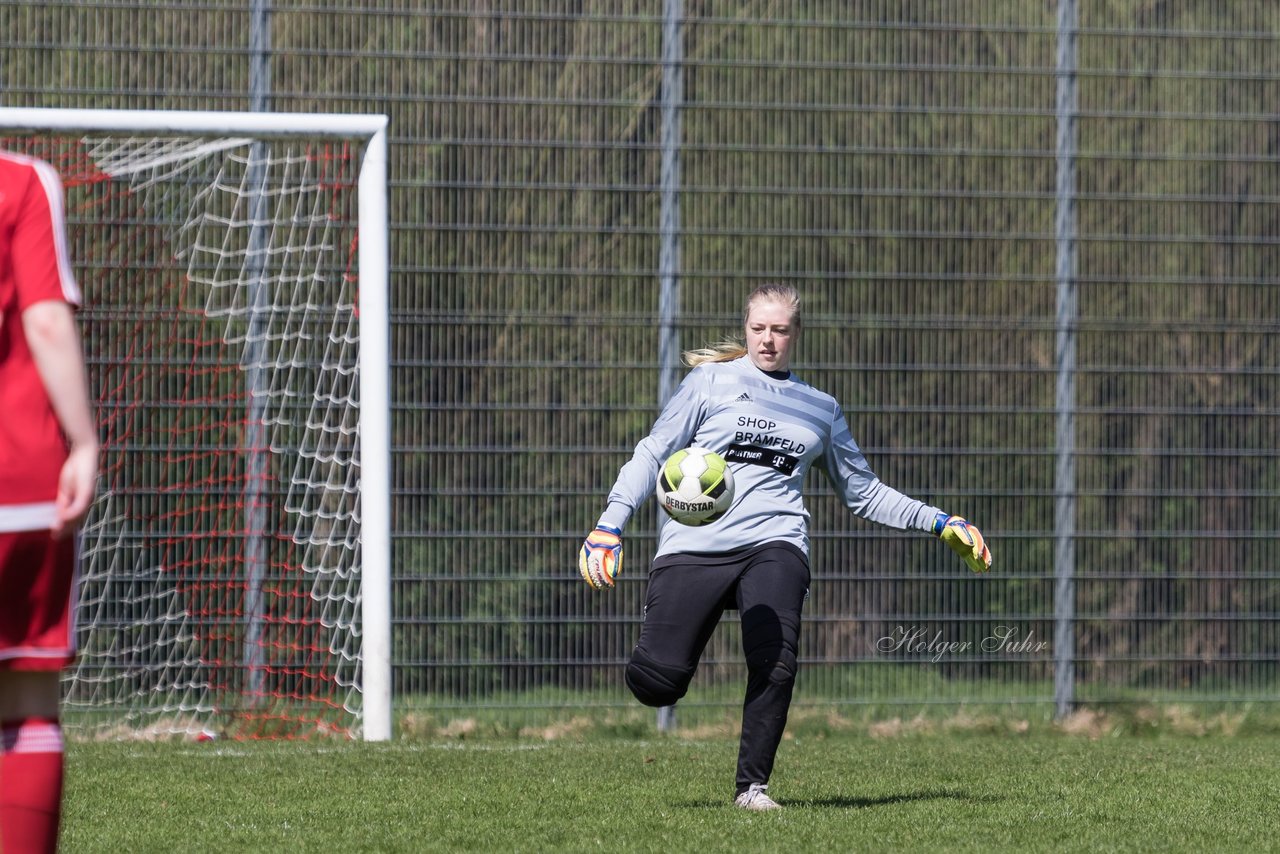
[0,151,98,854]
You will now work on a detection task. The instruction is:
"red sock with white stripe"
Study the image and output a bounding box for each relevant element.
[1,718,64,854]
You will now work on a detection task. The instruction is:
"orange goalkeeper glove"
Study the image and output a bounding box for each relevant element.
[579,524,623,589]
[933,513,992,573]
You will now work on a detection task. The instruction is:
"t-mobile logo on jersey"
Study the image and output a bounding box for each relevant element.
[724,443,797,475]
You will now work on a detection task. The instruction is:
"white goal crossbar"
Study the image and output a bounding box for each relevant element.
[0,108,392,741]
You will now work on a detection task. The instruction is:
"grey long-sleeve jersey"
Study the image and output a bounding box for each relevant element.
[597,356,943,558]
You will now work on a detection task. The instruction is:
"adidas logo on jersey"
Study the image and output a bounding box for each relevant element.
[734,392,753,403]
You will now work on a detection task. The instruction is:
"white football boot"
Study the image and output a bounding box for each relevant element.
[734,783,781,811]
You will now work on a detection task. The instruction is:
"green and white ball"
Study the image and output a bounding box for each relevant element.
[655,447,735,526]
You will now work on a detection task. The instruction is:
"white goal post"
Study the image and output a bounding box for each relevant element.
[0,107,391,741]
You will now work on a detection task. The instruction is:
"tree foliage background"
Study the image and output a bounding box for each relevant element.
[4,0,1279,718]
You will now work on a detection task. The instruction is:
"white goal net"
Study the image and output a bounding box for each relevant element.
[0,109,390,741]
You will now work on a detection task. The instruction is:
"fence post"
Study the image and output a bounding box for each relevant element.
[243,0,272,708]
[1053,0,1078,722]
[656,0,684,735]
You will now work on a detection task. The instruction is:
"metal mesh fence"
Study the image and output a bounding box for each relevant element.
[4,1,1279,730]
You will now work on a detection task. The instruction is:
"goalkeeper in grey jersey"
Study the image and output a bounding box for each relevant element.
[579,283,992,812]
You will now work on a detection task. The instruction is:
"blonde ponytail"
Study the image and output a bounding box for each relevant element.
[682,340,748,367]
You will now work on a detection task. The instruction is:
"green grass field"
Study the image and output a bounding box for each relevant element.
[64,729,1280,852]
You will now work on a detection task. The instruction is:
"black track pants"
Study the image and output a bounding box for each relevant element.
[625,542,810,795]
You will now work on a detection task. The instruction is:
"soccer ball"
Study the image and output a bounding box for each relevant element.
[655,447,735,526]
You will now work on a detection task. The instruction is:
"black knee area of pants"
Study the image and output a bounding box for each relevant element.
[747,646,797,688]
[626,650,692,708]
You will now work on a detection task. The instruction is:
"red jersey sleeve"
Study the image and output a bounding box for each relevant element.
[11,159,81,310]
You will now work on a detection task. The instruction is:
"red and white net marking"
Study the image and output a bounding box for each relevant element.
[9,134,365,739]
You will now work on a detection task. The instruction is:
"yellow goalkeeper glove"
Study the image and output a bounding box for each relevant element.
[933,513,992,573]
[579,524,623,589]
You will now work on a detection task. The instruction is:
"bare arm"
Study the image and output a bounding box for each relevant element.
[22,299,99,538]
